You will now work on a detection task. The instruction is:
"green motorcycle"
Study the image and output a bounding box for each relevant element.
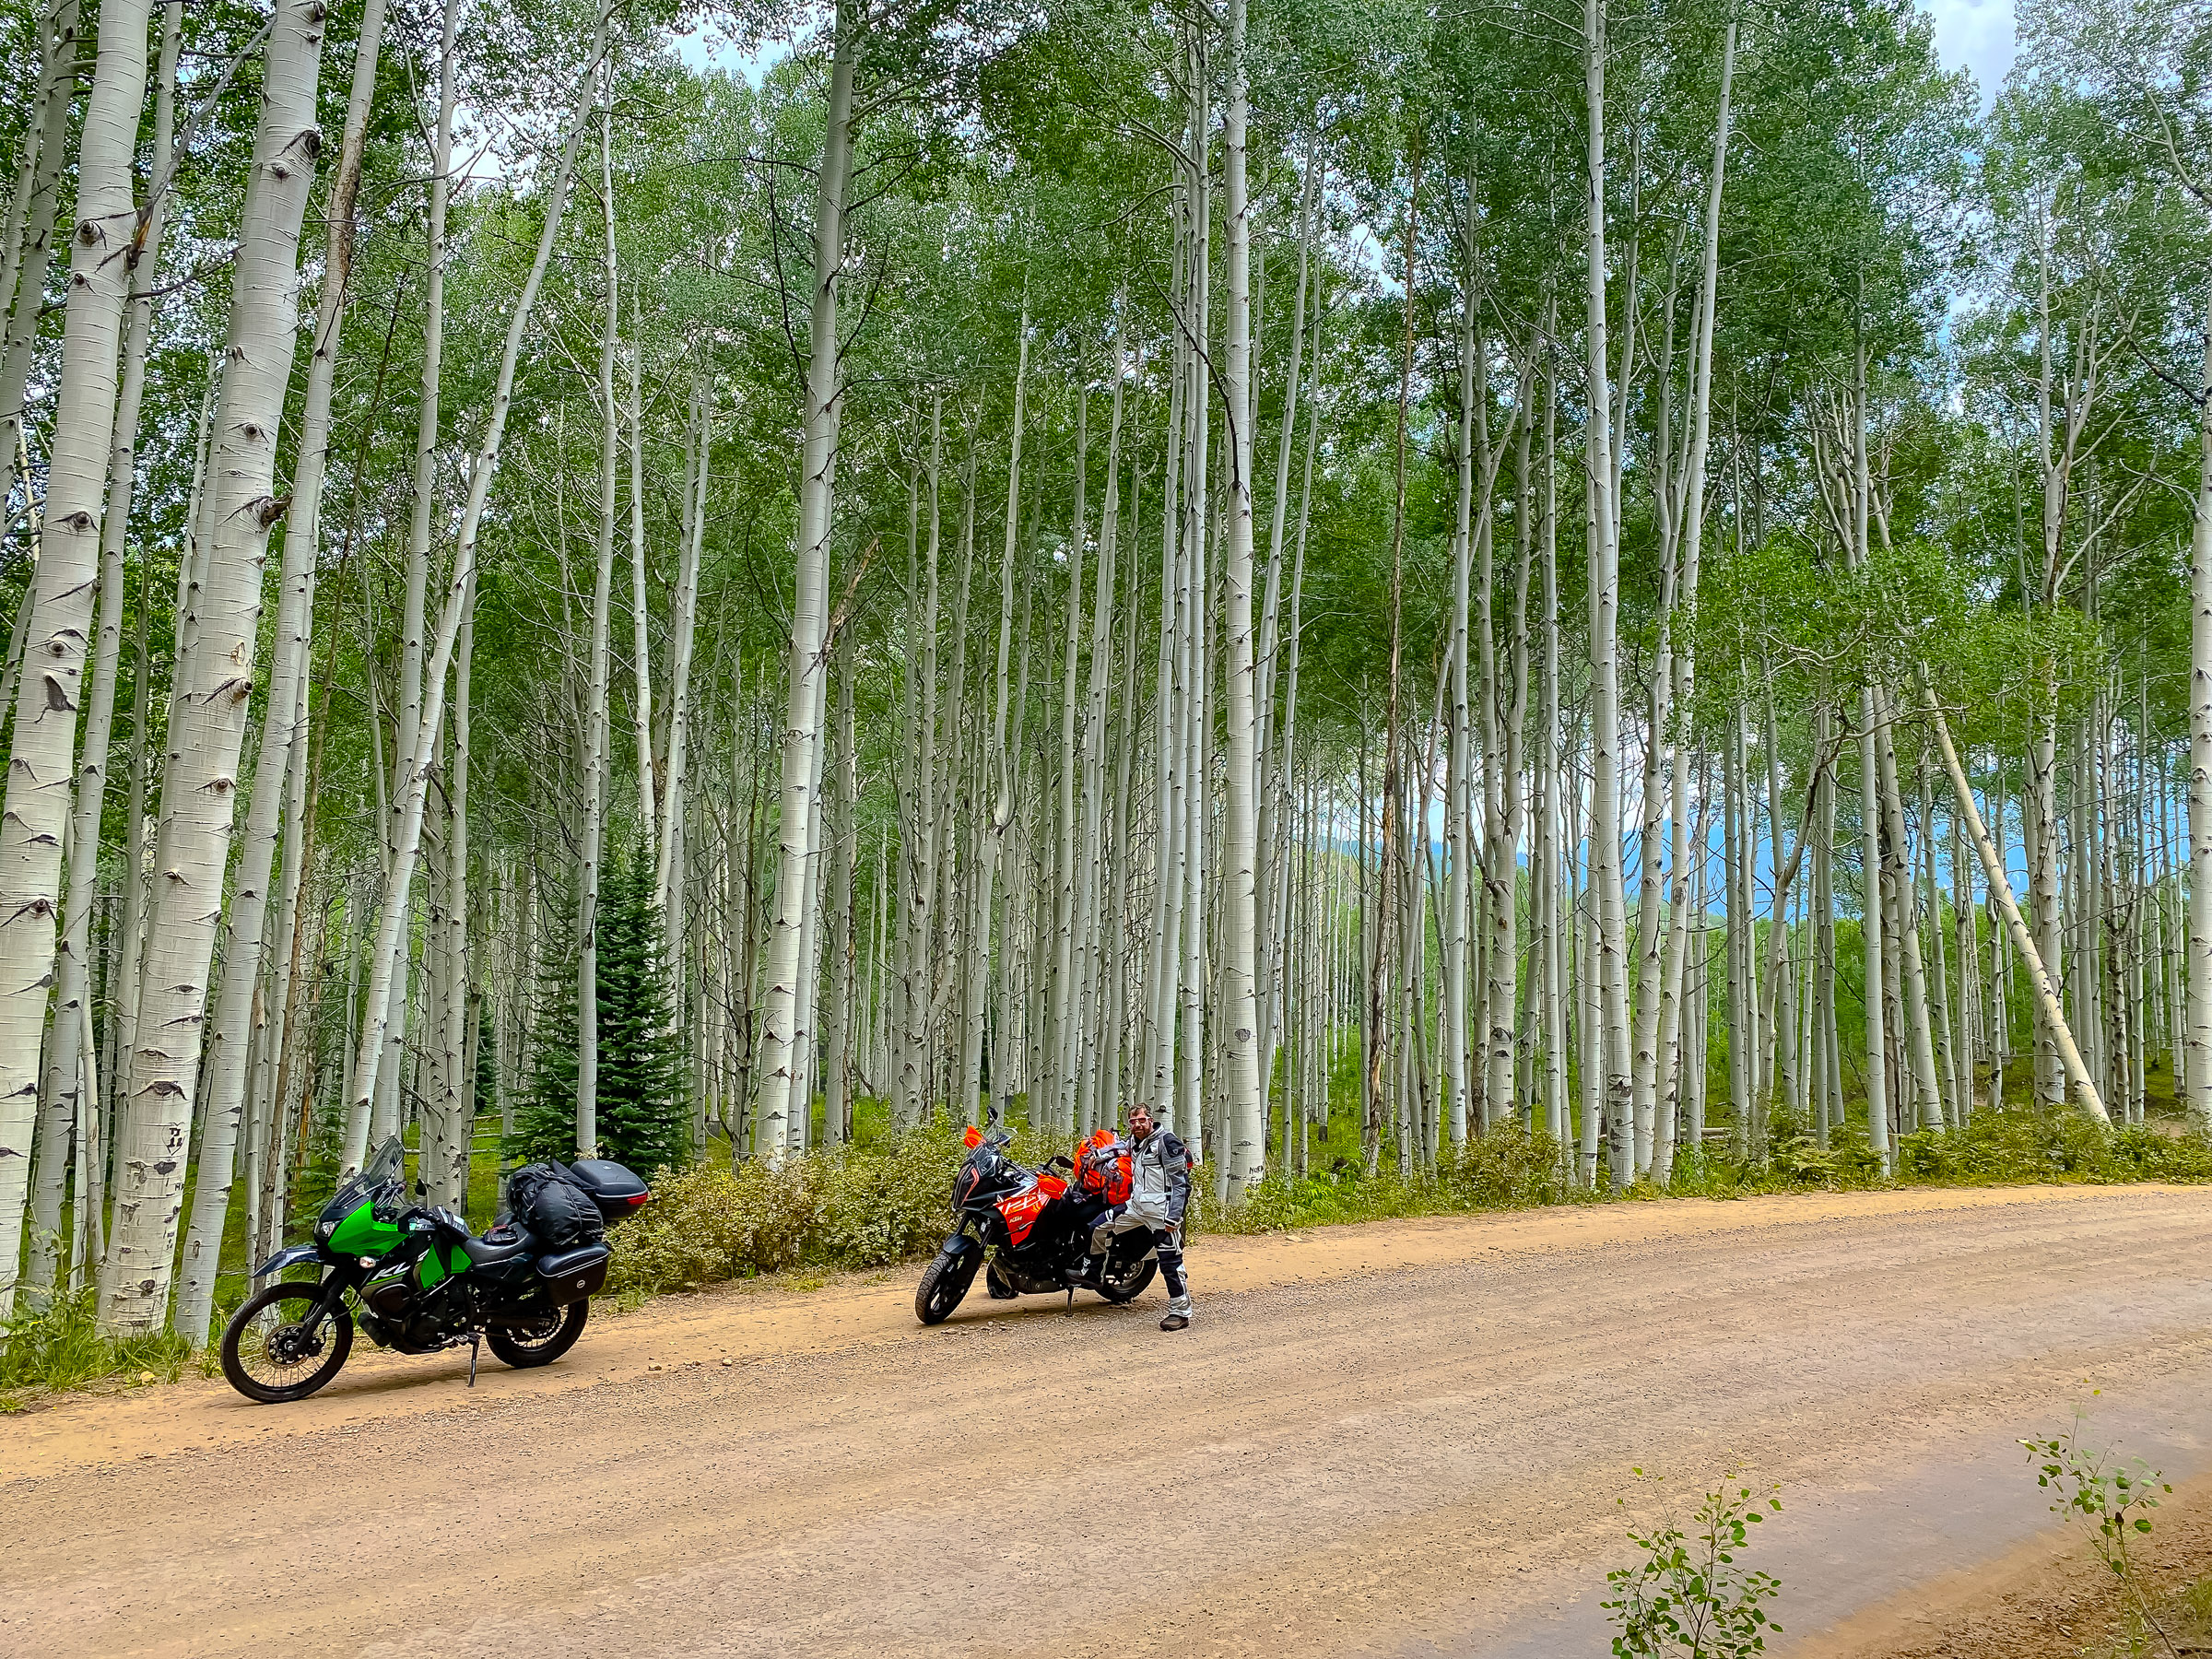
[218,1136,649,1404]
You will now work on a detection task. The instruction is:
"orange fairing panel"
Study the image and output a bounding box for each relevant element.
[996,1185,1051,1245]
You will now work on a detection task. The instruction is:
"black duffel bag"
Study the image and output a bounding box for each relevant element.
[507,1161,606,1250]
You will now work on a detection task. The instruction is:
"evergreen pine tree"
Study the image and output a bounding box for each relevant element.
[501,845,686,1173]
[504,882,582,1167]
[595,844,688,1173]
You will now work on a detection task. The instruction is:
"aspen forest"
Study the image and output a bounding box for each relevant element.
[5,0,2212,1349]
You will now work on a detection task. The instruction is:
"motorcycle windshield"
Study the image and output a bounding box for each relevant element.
[325,1136,406,1223]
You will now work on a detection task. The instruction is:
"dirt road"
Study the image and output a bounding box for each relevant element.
[7,1183,2212,1658]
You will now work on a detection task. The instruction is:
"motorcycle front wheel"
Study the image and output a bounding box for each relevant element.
[487,1299,589,1369]
[914,1247,981,1324]
[1096,1253,1159,1305]
[221,1281,355,1404]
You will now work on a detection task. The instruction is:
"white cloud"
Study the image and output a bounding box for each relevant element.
[1919,0,2017,105]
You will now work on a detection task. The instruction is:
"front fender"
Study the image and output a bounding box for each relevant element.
[253,1243,324,1279]
[938,1230,981,1264]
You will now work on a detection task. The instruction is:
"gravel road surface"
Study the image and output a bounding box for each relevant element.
[7,1183,2211,1658]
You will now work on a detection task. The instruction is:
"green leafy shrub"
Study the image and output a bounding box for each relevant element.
[1604,1473,1783,1657]
[605,1119,1006,1295]
[1197,1126,1566,1234]
[2027,1411,2171,1588]
[2025,1408,2185,1657]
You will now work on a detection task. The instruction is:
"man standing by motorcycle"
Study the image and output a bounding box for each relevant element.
[1099,1102,1194,1332]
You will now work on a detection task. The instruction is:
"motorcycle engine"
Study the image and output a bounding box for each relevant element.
[995,1264,1066,1296]
[361,1265,412,1318]
[359,1261,463,1353]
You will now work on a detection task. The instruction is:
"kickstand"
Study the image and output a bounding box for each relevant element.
[465,1331,481,1388]
[1065,1287,1075,1310]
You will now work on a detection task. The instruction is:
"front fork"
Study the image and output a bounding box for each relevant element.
[301,1265,358,1341]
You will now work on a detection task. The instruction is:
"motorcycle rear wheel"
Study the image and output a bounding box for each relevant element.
[487,1300,589,1369]
[914,1248,981,1324]
[1096,1254,1159,1305]
[221,1282,354,1404]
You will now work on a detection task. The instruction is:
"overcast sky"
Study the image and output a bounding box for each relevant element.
[1922,0,2016,102]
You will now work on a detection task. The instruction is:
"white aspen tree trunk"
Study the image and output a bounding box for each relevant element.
[1102,488,1144,1129]
[930,460,975,1120]
[111,558,156,1143]
[788,659,830,1153]
[1723,713,1748,1147]
[420,742,453,1182]
[356,0,457,1162]
[1444,220,1476,1150]
[1254,157,1315,1121]
[98,0,328,1334]
[25,0,183,1300]
[655,374,710,912]
[1653,715,1696,1182]
[1535,339,1567,1147]
[1953,793,1981,1117]
[0,0,76,540]
[1630,247,1686,1169]
[1582,0,1631,1181]
[438,590,473,1197]
[1653,28,1734,1178]
[576,106,620,1160]
[253,695,312,1245]
[822,641,855,1143]
[1924,762,1958,1126]
[1177,50,1211,1149]
[1178,462,1210,1151]
[959,316,1025,1123]
[1759,687,1802,1126]
[1051,393,1087,1134]
[1274,275,1324,1135]
[343,27,604,1163]
[1471,359,1498,1135]
[174,0,385,1341]
[0,0,53,372]
[0,0,147,1320]
[756,4,856,1150]
[1488,367,1535,1133]
[1874,702,1942,1131]
[889,475,920,1124]
[1147,249,1187,1112]
[1218,0,1264,1193]
[898,417,942,1127]
[628,311,655,870]
[2186,286,2212,1131]
[1073,350,1124,1135]
[1928,685,2107,1122]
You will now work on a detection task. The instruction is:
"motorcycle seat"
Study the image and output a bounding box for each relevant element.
[463,1229,538,1267]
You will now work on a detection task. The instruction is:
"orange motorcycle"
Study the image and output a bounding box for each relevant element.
[912,1126,1158,1324]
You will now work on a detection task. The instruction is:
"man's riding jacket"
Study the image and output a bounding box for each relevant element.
[1126,1128,1191,1229]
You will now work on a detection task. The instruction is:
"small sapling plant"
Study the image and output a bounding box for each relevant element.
[2025,1402,2179,1657]
[1603,1470,1783,1657]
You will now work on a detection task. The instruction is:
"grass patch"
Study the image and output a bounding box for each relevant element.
[0,1288,195,1409]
